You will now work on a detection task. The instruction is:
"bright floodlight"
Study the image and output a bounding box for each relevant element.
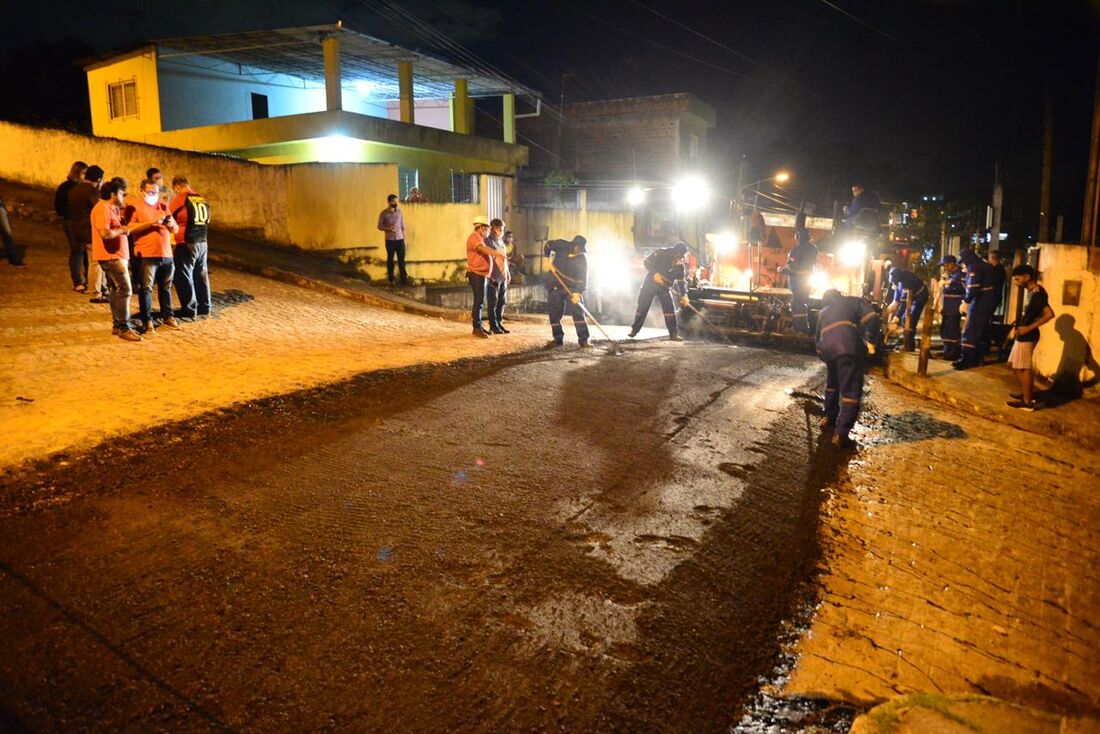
[774,171,791,184]
[713,232,738,254]
[627,186,646,207]
[313,135,359,162]
[838,239,867,268]
[672,176,711,212]
[810,271,830,294]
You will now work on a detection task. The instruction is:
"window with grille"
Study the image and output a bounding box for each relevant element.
[450,172,479,204]
[107,79,139,120]
[398,167,419,199]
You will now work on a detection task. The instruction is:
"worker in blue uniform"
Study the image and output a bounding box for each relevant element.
[816,289,878,448]
[783,228,818,333]
[544,235,591,347]
[628,241,690,342]
[937,255,965,361]
[886,266,929,352]
[954,248,996,370]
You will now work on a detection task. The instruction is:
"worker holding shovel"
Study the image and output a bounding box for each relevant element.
[544,236,591,348]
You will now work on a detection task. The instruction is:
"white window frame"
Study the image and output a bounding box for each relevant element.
[107,78,139,121]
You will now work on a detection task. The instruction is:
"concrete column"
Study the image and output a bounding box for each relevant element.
[398,61,415,124]
[452,79,471,135]
[322,35,342,111]
[502,93,516,144]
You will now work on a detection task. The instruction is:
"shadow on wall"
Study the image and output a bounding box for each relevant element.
[1047,314,1100,404]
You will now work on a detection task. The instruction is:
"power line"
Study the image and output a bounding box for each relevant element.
[549,0,773,86]
[817,0,906,46]
[622,0,773,73]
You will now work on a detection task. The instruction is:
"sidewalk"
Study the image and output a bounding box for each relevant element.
[0,195,647,473]
[880,349,1100,451]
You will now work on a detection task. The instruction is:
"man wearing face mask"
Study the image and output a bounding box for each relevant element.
[147,167,170,204]
[377,194,408,286]
[131,178,181,334]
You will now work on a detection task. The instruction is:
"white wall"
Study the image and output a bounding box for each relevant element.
[156,55,389,131]
[387,99,452,131]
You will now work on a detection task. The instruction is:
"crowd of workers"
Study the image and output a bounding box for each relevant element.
[53,160,212,342]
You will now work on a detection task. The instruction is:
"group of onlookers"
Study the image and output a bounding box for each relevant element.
[56,161,212,342]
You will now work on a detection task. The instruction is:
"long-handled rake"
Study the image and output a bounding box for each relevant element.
[548,267,623,355]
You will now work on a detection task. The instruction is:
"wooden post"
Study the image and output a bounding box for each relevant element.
[322,34,342,112]
[398,61,414,124]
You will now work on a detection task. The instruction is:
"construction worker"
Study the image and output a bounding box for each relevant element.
[544,236,590,347]
[954,248,995,370]
[816,289,878,448]
[784,228,818,333]
[886,266,928,351]
[937,255,965,361]
[628,241,690,341]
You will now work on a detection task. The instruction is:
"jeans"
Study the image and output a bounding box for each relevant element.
[173,240,211,316]
[468,272,488,330]
[486,279,507,328]
[140,257,175,323]
[99,259,134,331]
[386,239,408,284]
[86,244,107,297]
[0,202,21,264]
[64,222,85,285]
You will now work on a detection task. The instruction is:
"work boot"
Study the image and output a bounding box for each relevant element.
[545,339,563,348]
[668,334,684,342]
[497,326,511,334]
[578,340,593,348]
[118,329,142,342]
[140,321,156,336]
[472,328,490,339]
[490,325,506,335]
[627,330,639,338]
[819,416,836,429]
[161,316,181,330]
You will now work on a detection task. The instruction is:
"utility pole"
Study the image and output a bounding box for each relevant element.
[1082,52,1100,248]
[1039,86,1053,243]
[991,163,1003,252]
[555,73,573,169]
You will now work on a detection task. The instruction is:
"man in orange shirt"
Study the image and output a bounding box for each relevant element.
[131,178,181,335]
[90,181,143,341]
[466,215,503,338]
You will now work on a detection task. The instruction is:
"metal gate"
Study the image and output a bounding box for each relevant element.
[485,175,504,221]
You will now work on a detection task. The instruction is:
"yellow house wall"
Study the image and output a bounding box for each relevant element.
[510,205,636,259]
[86,48,163,141]
[284,163,398,251]
[1033,244,1100,386]
[0,121,290,243]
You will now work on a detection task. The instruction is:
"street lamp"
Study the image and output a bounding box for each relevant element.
[672,175,711,212]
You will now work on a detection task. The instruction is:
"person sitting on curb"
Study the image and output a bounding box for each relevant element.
[1006,264,1055,411]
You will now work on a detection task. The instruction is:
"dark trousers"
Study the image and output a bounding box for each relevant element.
[139,257,175,323]
[547,287,590,343]
[901,295,928,351]
[940,312,961,359]
[823,354,864,439]
[789,272,811,332]
[960,296,995,366]
[468,272,488,330]
[174,240,211,316]
[631,278,678,336]
[386,239,408,285]
[486,279,507,328]
[65,222,86,286]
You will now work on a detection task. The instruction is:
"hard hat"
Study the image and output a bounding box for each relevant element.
[473,215,490,227]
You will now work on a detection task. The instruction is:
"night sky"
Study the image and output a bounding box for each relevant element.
[3,0,1098,237]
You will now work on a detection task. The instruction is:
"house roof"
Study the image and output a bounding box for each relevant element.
[150,24,538,101]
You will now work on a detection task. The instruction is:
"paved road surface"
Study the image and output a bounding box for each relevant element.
[1,342,845,732]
